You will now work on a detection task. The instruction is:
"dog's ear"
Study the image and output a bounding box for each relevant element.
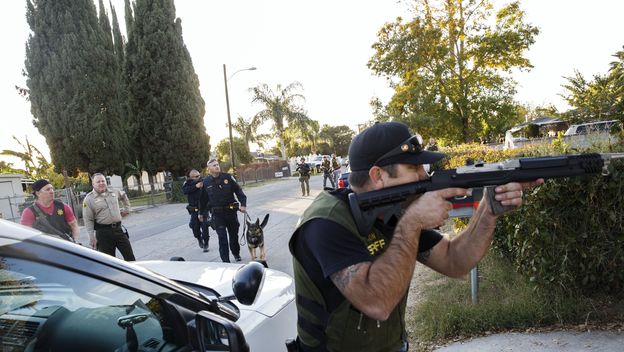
[255,218,260,226]
[260,213,270,229]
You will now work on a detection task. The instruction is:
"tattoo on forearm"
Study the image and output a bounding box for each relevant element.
[417,249,432,264]
[331,263,364,291]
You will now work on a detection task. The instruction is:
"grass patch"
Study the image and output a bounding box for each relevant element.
[129,192,167,207]
[407,252,624,350]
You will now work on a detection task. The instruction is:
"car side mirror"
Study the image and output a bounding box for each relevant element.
[196,310,249,352]
[232,261,265,305]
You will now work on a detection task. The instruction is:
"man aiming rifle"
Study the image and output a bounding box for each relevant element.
[288,122,544,352]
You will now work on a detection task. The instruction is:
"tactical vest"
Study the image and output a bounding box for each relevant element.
[289,191,407,352]
[30,200,72,237]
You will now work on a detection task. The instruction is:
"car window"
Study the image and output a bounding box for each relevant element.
[0,257,187,351]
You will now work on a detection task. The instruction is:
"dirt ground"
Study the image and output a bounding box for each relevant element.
[404,220,458,351]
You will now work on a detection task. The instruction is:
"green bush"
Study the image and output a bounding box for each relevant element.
[440,140,624,294]
[170,180,186,203]
[494,158,624,294]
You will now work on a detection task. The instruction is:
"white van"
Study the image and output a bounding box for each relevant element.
[564,120,619,136]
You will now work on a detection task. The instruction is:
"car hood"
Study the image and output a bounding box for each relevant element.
[135,260,294,317]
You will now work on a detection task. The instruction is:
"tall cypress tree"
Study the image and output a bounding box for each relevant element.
[110,1,124,70]
[25,0,128,175]
[125,0,210,177]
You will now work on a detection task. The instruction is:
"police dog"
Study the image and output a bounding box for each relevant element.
[246,214,269,261]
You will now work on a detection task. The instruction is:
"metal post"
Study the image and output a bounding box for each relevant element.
[470,265,479,304]
[223,64,236,176]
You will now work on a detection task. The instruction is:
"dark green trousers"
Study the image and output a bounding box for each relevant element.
[96,226,136,261]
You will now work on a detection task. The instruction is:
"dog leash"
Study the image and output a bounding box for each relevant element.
[239,211,253,246]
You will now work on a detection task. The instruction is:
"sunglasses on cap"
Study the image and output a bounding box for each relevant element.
[373,134,424,166]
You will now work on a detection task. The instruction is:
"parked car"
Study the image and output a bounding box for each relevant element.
[0,219,296,352]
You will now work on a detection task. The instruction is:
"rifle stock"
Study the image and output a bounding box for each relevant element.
[348,152,624,236]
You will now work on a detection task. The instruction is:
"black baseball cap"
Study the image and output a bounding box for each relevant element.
[31,179,50,195]
[348,122,445,172]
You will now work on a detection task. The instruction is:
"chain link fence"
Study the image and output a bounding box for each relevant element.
[0,182,179,224]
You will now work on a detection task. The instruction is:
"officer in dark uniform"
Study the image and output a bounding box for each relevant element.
[199,159,247,262]
[182,169,209,252]
[321,155,335,189]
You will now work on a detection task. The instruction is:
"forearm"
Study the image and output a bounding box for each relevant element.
[334,221,421,321]
[83,209,96,241]
[68,220,81,241]
[446,196,498,276]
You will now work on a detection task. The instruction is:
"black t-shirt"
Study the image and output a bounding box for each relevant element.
[294,216,443,311]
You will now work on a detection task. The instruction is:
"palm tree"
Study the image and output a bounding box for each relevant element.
[249,82,309,159]
[0,136,50,178]
[232,115,262,152]
[124,160,144,193]
[300,119,322,155]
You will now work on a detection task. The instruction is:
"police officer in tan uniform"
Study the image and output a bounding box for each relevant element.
[83,173,136,261]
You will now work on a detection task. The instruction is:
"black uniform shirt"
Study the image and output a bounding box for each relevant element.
[295,209,443,311]
[199,172,247,214]
[182,179,202,206]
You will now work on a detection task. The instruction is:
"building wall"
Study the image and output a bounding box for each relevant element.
[0,174,25,221]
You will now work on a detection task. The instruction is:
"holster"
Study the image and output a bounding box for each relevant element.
[186,205,198,215]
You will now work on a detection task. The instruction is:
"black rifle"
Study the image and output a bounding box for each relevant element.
[348,152,624,236]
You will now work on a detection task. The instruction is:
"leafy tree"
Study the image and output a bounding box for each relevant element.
[608,46,624,116]
[318,125,355,156]
[250,82,310,159]
[0,161,22,174]
[278,126,310,157]
[125,0,210,180]
[25,0,129,175]
[368,0,538,143]
[561,70,621,123]
[214,137,253,171]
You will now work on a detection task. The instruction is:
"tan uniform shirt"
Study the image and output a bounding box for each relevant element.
[83,189,131,241]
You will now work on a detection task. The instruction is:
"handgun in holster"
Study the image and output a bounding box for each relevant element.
[186,205,198,215]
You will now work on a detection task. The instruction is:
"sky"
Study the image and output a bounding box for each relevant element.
[1,0,623,168]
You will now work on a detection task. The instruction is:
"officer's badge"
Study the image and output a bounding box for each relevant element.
[57,209,64,216]
[224,179,229,185]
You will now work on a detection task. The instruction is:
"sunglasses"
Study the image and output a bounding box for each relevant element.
[373,134,424,166]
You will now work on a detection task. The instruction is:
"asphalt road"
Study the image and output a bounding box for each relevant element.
[78,174,332,276]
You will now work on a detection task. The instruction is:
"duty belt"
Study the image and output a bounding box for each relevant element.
[95,221,122,229]
[211,203,239,212]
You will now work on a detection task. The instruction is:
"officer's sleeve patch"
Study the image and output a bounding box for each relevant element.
[82,202,87,208]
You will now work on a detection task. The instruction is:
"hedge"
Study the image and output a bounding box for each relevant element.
[436,140,624,294]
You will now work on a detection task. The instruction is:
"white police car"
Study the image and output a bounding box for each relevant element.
[0,219,296,352]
